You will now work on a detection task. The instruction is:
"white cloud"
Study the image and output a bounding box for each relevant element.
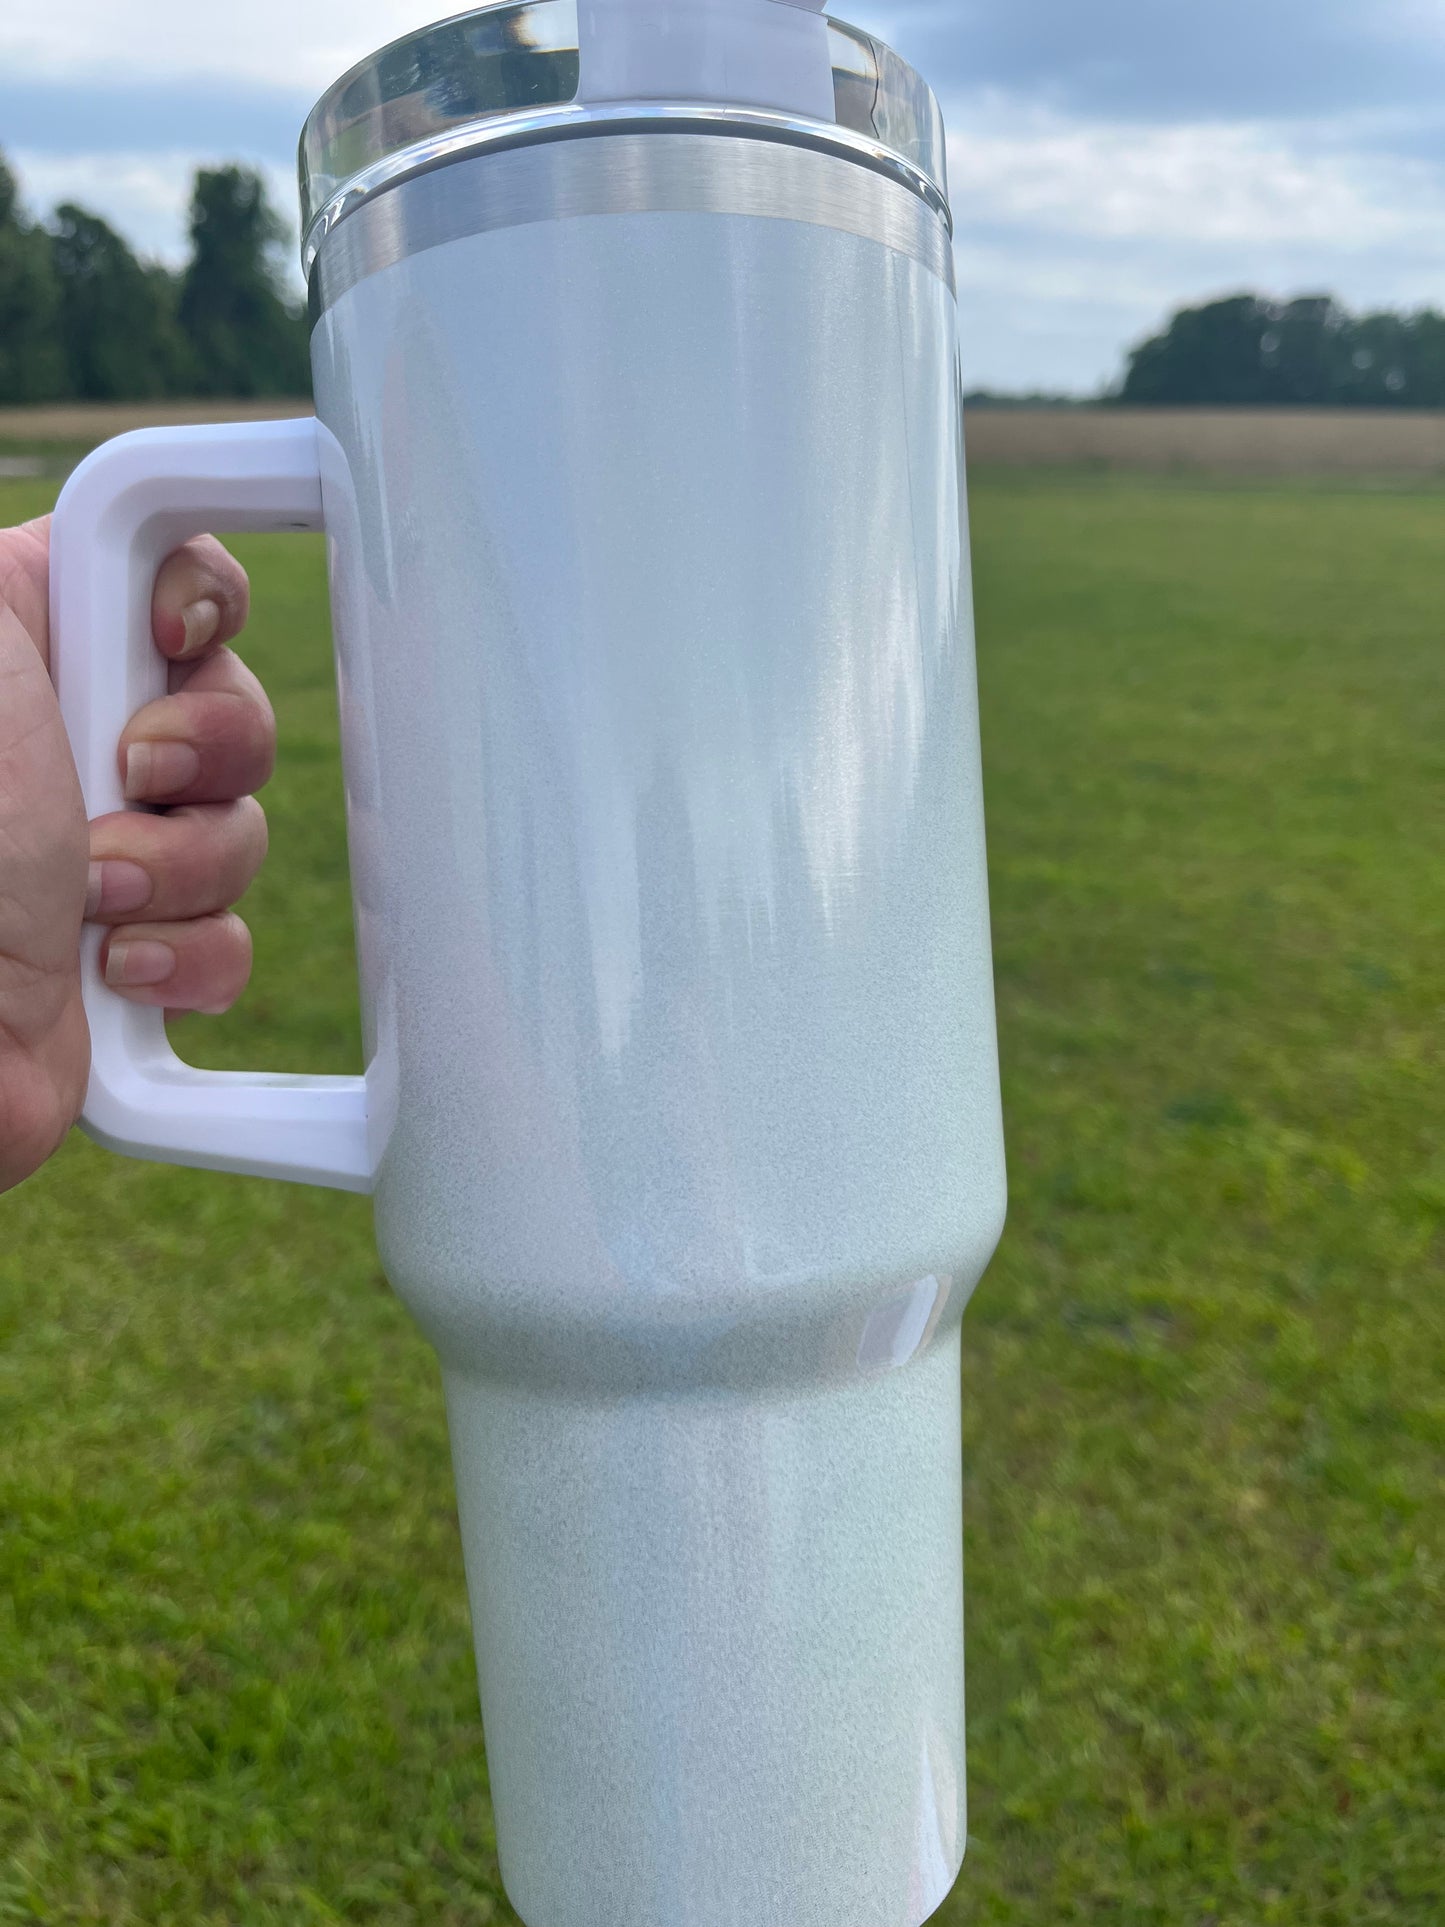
[946,105,1445,250]
[0,0,436,93]
[9,0,1445,392]
[941,102,1445,388]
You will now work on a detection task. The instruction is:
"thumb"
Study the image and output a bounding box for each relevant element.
[0,516,53,667]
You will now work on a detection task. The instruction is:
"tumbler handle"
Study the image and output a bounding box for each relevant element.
[50,418,372,1193]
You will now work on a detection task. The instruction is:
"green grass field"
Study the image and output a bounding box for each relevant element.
[1,468,1441,1924]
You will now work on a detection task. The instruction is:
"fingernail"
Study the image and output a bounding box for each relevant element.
[179,597,221,657]
[125,740,200,800]
[86,860,152,919]
[105,938,176,988]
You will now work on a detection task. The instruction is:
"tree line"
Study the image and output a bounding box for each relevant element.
[3,147,1444,413]
[0,154,309,404]
[1120,293,1445,407]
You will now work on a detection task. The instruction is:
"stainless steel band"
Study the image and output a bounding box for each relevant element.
[308,125,955,321]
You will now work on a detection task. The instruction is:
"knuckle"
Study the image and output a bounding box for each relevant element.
[180,908,251,983]
[154,537,249,642]
[216,684,276,754]
[220,798,269,895]
[234,792,269,855]
[244,692,278,763]
[165,655,276,767]
[223,655,275,731]
[169,802,266,906]
[206,906,249,946]
[166,690,274,789]
[197,540,249,633]
[211,910,253,983]
[234,722,277,792]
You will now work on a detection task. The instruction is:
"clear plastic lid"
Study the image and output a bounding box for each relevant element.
[299,0,948,273]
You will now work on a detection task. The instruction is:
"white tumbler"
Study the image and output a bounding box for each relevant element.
[50,5,1006,1924]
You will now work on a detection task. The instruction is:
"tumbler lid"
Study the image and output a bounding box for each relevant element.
[298,0,948,276]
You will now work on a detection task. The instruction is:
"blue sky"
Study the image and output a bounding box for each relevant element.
[2,0,1442,392]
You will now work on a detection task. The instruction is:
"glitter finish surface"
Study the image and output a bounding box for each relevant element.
[311,136,1005,1927]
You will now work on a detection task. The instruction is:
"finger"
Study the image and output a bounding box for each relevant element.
[100,912,253,1013]
[86,798,268,925]
[118,647,276,804]
[151,535,250,664]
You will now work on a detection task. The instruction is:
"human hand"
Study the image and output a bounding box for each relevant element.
[0,517,272,1192]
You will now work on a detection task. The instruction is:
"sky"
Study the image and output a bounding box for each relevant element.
[2,0,1443,393]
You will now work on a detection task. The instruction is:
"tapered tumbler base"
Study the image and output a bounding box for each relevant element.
[443,1327,967,1927]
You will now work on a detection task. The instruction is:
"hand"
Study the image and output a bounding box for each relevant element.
[0,516,272,1193]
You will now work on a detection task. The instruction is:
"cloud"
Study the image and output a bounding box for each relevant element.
[870,0,1445,124]
[944,106,1445,390]
[5,0,1444,137]
[947,108,1445,251]
[6,0,1445,391]
[0,0,445,94]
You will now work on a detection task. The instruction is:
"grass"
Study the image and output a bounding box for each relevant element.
[0,468,1441,1923]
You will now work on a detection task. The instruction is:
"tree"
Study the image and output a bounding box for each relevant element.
[1122,294,1286,405]
[0,160,67,404]
[1120,292,1445,407]
[50,204,190,400]
[178,166,310,398]
[1399,310,1445,408]
[1263,296,1345,406]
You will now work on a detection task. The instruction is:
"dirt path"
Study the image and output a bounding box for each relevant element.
[5,400,1445,476]
[964,406,1445,475]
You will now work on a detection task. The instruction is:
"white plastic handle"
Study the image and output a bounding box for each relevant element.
[50,418,372,1193]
